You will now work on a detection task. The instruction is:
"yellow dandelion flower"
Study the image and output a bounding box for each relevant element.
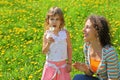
[28,75,33,79]
[6,58,9,61]
[31,61,35,64]
[114,40,118,43]
[74,48,77,51]
[113,42,116,45]
[11,58,16,62]
[37,68,43,73]
[0,73,2,77]
[82,4,86,7]
[7,61,11,64]
[29,56,33,59]
[79,46,83,49]
[26,40,32,44]
[18,62,21,64]
[7,68,11,71]
[0,31,2,34]
[32,28,37,33]
[1,50,5,55]
[20,68,24,71]
[21,78,25,80]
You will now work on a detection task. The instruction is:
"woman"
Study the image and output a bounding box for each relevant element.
[73,15,120,80]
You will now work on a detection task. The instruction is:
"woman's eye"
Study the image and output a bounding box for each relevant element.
[85,25,88,28]
[85,25,91,29]
[56,18,59,20]
[87,26,91,28]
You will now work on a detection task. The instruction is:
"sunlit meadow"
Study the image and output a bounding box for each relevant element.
[0,0,120,80]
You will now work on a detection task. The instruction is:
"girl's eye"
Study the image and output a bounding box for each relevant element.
[50,18,54,20]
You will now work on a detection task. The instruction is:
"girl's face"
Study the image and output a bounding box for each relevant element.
[83,19,97,42]
[49,14,61,30]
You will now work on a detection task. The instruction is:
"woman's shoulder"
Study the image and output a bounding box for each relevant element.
[103,45,117,56]
[83,42,90,54]
[103,45,115,52]
[84,42,90,48]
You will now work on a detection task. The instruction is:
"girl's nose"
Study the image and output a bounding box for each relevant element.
[53,20,56,23]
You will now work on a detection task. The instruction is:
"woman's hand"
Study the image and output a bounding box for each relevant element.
[108,79,118,80]
[72,62,88,72]
[73,62,94,76]
[66,63,72,73]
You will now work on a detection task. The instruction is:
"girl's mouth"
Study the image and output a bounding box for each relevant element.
[53,25,56,27]
[49,25,56,31]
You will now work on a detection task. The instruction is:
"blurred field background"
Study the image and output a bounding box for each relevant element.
[0,0,120,80]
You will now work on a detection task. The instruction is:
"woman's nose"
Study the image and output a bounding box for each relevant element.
[82,27,85,32]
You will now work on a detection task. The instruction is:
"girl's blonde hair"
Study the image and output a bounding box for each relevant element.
[44,7,65,30]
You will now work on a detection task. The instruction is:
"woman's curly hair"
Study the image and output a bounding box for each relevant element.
[86,15,112,47]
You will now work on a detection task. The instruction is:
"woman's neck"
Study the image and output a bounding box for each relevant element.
[90,40,102,53]
[89,40,102,59]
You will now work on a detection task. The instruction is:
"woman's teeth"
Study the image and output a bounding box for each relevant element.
[84,33,88,37]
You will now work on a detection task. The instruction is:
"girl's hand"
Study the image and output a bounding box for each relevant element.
[66,63,72,73]
[72,62,88,72]
[47,37,54,44]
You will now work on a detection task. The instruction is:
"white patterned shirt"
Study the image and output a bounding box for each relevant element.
[45,29,67,62]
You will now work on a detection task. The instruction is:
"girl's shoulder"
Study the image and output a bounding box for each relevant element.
[61,28,70,35]
[59,28,67,35]
[61,28,67,32]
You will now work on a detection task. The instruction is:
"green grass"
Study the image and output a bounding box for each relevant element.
[0,0,120,80]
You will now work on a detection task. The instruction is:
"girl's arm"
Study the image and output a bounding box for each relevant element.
[66,31,72,64]
[42,34,54,54]
[66,31,72,72]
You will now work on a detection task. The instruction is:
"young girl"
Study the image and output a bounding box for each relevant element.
[41,7,72,80]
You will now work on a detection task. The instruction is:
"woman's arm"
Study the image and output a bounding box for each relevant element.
[108,79,118,80]
[73,62,94,76]
[106,47,119,80]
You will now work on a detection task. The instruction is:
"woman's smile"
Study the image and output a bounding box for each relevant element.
[83,32,88,38]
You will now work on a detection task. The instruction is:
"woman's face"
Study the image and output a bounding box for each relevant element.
[83,19,97,42]
[48,14,61,30]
